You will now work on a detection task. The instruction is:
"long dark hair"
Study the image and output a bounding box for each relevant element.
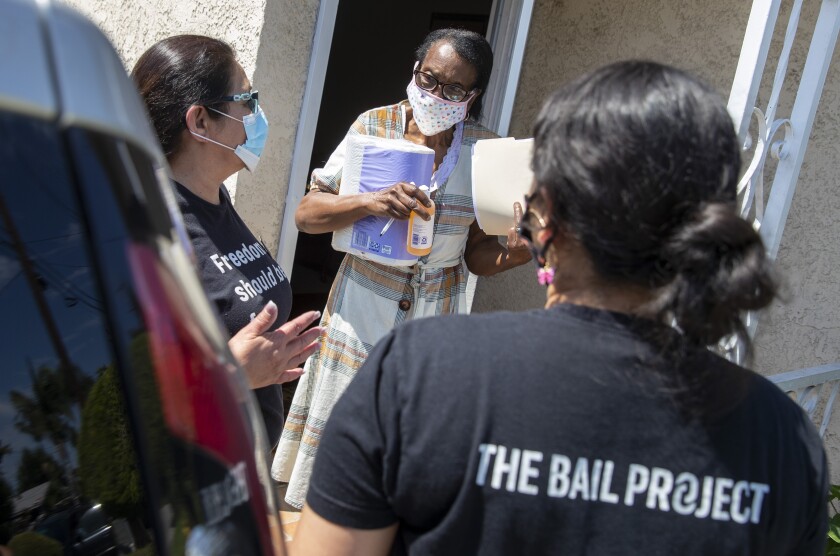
[131,35,237,158]
[532,61,777,355]
[415,28,493,119]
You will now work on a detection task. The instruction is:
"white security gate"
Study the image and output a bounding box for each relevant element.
[727,0,840,436]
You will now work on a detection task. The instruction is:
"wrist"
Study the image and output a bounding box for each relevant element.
[361,191,379,217]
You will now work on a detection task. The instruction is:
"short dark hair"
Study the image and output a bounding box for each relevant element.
[532,61,777,353]
[131,35,237,158]
[415,28,493,119]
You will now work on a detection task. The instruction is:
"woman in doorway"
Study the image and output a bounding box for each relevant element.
[132,35,323,446]
[287,61,828,555]
[273,28,531,508]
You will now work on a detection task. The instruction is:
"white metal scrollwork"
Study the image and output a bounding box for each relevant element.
[736,108,792,229]
[726,0,840,430]
[729,0,840,260]
[769,363,840,438]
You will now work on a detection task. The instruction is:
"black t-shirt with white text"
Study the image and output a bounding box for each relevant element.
[308,304,828,555]
[175,182,292,445]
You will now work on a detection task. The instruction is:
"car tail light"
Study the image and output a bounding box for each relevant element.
[127,242,284,554]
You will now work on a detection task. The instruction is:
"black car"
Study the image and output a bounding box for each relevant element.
[0,0,286,554]
[34,503,123,555]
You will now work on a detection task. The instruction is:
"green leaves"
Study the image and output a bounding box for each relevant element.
[829,513,840,544]
[828,485,840,555]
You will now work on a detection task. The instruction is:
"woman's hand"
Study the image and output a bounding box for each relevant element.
[228,301,324,389]
[368,182,433,221]
[465,202,532,276]
[294,184,432,235]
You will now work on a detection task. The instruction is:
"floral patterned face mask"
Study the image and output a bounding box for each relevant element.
[406,77,470,136]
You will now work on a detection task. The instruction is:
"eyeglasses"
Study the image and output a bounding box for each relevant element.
[517,191,549,244]
[413,70,474,102]
[205,90,259,113]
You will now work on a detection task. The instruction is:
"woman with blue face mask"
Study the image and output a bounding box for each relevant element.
[132,35,323,447]
[273,28,533,510]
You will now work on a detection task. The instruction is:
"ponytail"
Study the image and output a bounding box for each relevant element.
[652,202,777,353]
[532,61,780,357]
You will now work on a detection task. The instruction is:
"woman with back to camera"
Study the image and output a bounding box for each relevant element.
[273,28,531,508]
[288,61,828,555]
[132,35,323,446]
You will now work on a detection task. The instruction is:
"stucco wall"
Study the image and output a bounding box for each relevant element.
[62,0,320,255]
[474,0,840,480]
[62,0,262,74]
[233,0,320,255]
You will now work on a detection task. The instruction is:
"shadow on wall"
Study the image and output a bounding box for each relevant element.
[472,262,544,313]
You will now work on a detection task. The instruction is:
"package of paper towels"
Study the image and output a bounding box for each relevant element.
[332,135,434,266]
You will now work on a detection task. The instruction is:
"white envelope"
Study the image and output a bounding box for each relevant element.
[471,137,534,235]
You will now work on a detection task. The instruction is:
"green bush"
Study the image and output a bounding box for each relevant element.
[828,484,840,555]
[78,365,143,519]
[8,531,63,556]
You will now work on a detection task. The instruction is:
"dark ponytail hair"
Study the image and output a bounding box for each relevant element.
[532,61,777,354]
[131,35,237,158]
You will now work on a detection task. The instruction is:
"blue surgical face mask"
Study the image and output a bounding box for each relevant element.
[190,105,269,172]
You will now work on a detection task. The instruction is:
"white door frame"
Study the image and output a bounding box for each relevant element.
[275,0,339,275]
[481,0,536,137]
[276,0,534,277]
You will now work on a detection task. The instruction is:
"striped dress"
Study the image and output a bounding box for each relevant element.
[272,102,497,508]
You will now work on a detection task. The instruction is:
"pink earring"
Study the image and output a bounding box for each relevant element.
[537,263,555,286]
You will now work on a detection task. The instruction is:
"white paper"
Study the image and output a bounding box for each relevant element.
[471,137,534,235]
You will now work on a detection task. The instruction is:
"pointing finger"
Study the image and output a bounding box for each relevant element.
[278,310,321,337]
[513,201,523,227]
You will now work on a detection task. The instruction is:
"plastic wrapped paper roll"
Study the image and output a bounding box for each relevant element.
[332,135,434,266]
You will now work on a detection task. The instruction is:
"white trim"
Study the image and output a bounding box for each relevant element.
[726,0,782,143]
[764,0,805,126]
[497,0,534,137]
[768,361,840,438]
[275,0,339,278]
[761,0,840,259]
[480,0,535,137]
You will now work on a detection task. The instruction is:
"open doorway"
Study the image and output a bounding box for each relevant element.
[288,0,495,318]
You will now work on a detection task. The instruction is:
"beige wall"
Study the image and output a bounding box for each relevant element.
[62,0,320,255]
[233,0,319,255]
[474,0,840,481]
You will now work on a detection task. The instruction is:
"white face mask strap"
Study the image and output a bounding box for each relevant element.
[189,130,235,151]
[206,105,243,123]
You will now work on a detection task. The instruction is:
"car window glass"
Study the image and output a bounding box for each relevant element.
[0,112,152,552]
